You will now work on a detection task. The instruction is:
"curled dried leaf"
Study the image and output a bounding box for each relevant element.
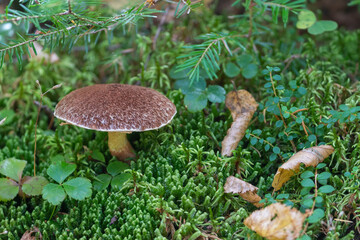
[221,90,258,157]
[224,176,263,207]
[272,145,334,191]
[244,203,306,240]
[21,227,42,240]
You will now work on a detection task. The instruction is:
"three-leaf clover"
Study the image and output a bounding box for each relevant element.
[0,158,48,201]
[296,10,338,35]
[171,67,226,112]
[224,54,259,79]
[93,161,131,191]
[42,161,92,205]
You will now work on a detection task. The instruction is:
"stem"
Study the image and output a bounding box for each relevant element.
[269,71,297,153]
[49,205,57,221]
[33,87,43,176]
[301,169,318,236]
[248,0,254,40]
[108,132,136,162]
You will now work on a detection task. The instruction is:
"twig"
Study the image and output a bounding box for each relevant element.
[33,81,62,176]
[301,169,318,236]
[152,7,169,50]
[269,71,297,152]
[0,7,147,54]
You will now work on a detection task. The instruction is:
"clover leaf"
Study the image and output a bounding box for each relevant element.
[0,158,48,202]
[42,161,92,205]
[93,161,131,191]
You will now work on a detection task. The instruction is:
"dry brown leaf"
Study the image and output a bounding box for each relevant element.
[272,145,334,191]
[224,176,263,207]
[244,203,306,240]
[221,90,258,157]
[21,227,42,240]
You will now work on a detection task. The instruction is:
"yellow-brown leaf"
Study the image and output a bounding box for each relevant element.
[224,176,263,207]
[221,90,258,157]
[272,145,334,191]
[244,203,306,240]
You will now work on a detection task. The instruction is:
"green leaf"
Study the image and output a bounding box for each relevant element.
[0,178,19,201]
[242,63,258,79]
[297,87,307,95]
[93,174,112,191]
[170,67,189,80]
[91,150,105,162]
[301,179,315,188]
[273,147,280,154]
[42,183,66,205]
[301,171,314,179]
[316,163,326,169]
[0,109,15,126]
[111,173,132,190]
[22,176,49,196]
[0,158,26,182]
[184,92,208,112]
[174,77,206,94]
[296,10,316,29]
[308,20,338,35]
[236,54,252,68]
[302,198,313,208]
[317,172,331,180]
[63,177,92,200]
[307,208,325,223]
[224,62,241,78]
[298,235,312,240]
[250,137,258,145]
[318,185,335,193]
[207,85,225,103]
[107,161,130,177]
[47,161,76,184]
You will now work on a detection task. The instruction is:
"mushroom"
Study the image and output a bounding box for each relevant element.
[54,84,176,162]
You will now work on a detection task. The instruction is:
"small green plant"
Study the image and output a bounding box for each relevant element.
[299,164,334,225]
[296,10,338,35]
[172,69,225,112]
[93,161,131,191]
[0,158,48,201]
[42,161,92,205]
[224,54,258,79]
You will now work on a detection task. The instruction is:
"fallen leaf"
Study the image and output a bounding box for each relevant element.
[110,216,118,225]
[272,145,334,191]
[21,227,42,240]
[221,90,258,156]
[244,203,307,240]
[224,176,263,207]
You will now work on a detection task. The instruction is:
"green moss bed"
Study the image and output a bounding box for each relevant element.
[1,7,360,240]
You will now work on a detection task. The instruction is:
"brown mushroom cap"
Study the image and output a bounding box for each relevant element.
[54,84,177,132]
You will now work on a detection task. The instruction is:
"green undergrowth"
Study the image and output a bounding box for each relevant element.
[1,4,360,240]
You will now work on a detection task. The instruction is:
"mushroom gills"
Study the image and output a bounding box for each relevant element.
[108,132,136,162]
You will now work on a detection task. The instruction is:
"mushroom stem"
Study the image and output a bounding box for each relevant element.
[108,132,136,162]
